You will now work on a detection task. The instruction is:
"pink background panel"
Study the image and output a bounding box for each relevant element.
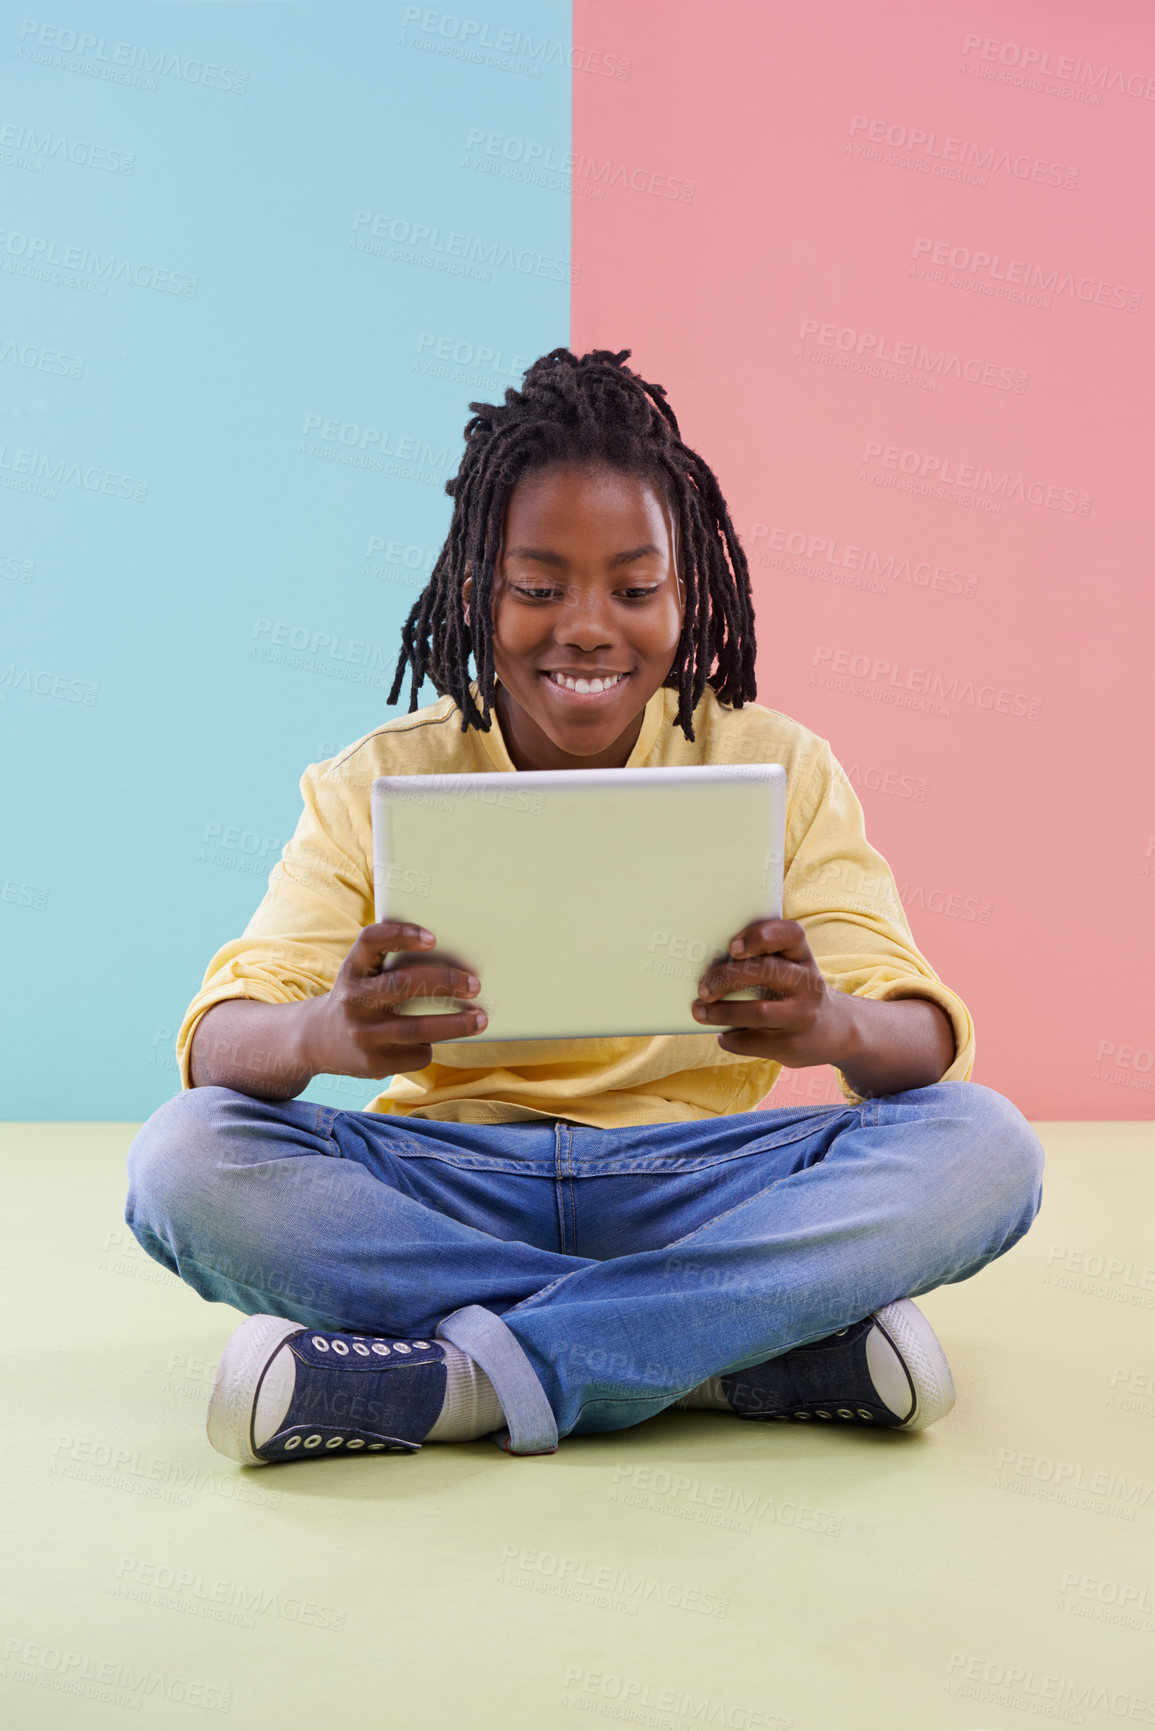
[572,0,1155,1121]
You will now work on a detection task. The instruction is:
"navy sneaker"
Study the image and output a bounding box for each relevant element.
[719,1298,956,1431]
[206,1314,449,1465]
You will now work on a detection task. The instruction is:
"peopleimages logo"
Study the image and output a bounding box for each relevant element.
[415,332,529,379]
[0,443,148,502]
[961,33,1155,101]
[0,120,135,174]
[749,523,980,598]
[349,210,574,284]
[848,114,1078,187]
[398,8,631,80]
[560,1664,791,1730]
[1,1635,233,1716]
[300,414,448,469]
[912,236,1142,312]
[0,336,84,378]
[0,227,198,297]
[14,17,249,92]
[797,318,1026,392]
[811,645,1043,721]
[844,762,929,803]
[994,1446,1154,1507]
[944,1650,1155,1721]
[861,440,1092,515]
[463,130,695,202]
[250,618,391,670]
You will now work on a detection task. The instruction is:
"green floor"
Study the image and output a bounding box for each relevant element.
[3,1121,1153,1730]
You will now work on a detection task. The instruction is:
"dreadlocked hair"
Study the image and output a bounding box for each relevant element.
[386,346,757,741]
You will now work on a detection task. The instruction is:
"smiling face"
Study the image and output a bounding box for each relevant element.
[460,462,686,771]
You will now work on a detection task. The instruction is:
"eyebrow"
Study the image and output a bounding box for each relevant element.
[504,543,664,569]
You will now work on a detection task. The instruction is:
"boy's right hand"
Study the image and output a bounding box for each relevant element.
[305,921,487,1079]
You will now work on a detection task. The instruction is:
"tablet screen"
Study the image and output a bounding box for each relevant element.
[372,765,785,1043]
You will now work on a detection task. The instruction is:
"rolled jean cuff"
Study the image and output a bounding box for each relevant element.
[436,1303,559,1456]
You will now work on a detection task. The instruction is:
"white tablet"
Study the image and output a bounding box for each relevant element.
[371,764,786,1043]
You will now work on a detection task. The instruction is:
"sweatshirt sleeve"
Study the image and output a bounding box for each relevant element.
[175,755,374,1089]
[783,735,975,1101]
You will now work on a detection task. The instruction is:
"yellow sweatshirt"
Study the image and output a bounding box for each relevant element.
[176,680,974,1126]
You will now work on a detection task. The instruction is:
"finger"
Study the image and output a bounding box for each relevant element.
[697,953,799,1002]
[366,965,481,1009]
[692,995,800,1032]
[361,1043,435,1078]
[373,1005,488,1043]
[716,1028,797,1057]
[349,921,436,979]
[726,919,810,962]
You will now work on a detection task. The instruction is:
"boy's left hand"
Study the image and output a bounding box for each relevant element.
[691,918,853,1068]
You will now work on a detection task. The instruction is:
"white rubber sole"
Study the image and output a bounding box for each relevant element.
[871,1298,956,1430]
[206,1314,305,1465]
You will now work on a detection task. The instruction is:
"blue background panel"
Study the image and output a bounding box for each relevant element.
[1,1,571,1116]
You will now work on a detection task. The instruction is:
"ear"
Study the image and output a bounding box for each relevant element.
[461,566,472,625]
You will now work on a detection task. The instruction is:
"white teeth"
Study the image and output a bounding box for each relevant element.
[548,671,626,694]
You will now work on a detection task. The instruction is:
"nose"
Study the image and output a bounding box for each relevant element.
[555,587,616,651]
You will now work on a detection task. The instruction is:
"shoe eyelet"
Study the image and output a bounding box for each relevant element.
[772,1414,791,1422]
[394,1343,412,1355]
[331,1340,349,1356]
[311,1337,329,1352]
[412,1341,431,1349]
[793,1411,811,1420]
[283,1436,301,1450]
[835,1328,849,1336]
[815,1410,832,1419]
[347,1439,365,1449]
[856,1408,874,1420]
[352,1343,370,1356]
[303,1434,322,1448]
[836,1408,854,1419]
[367,1443,385,1450]
[371,1343,390,1356]
[325,1437,344,1449]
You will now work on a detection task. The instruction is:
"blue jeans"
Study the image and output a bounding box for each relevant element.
[125,1080,1045,1454]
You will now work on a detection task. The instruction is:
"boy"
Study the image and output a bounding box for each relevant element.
[125,347,1044,1463]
